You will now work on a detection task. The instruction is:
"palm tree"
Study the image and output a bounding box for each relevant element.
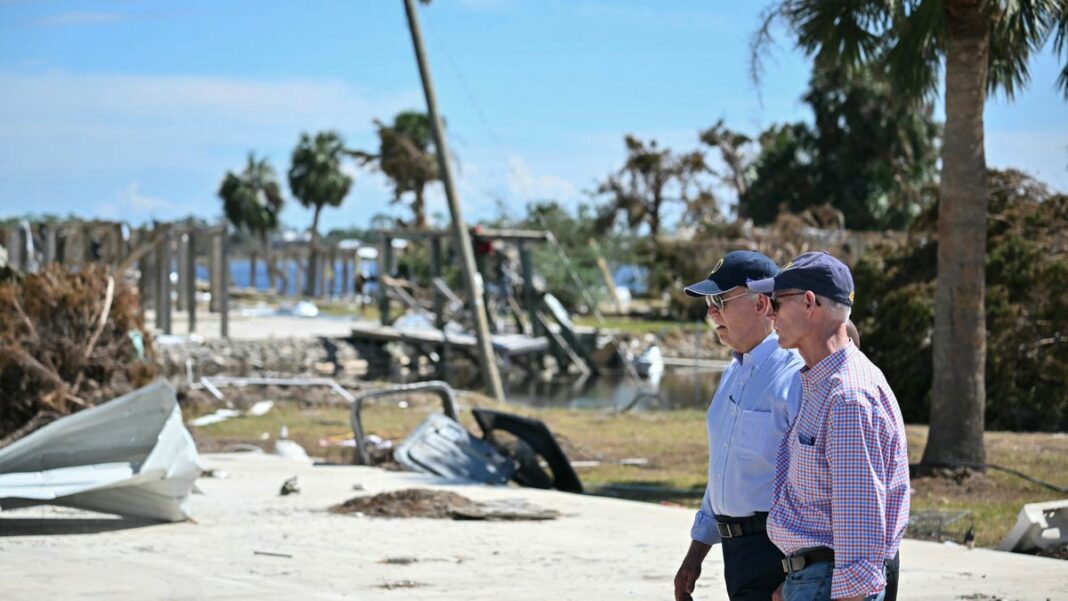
[754,1,1068,469]
[219,153,285,290]
[288,131,353,297]
[219,152,285,250]
[350,111,439,229]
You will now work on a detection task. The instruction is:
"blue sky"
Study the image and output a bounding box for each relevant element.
[1,0,1065,233]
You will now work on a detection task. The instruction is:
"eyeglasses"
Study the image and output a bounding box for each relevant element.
[705,291,754,310]
[770,291,813,312]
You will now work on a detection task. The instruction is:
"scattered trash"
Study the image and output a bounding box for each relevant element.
[246,400,275,417]
[0,381,200,522]
[393,414,514,485]
[633,335,664,382]
[188,409,242,427]
[472,408,583,493]
[377,580,426,590]
[273,425,310,462]
[350,381,581,493]
[188,400,275,428]
[279,476,300,496]
[253,550,293,559]
[330,488,559,521]
[201,468,230,479]
[998,499,1068,553]
[276,300,319,318]
[380,557,419,565]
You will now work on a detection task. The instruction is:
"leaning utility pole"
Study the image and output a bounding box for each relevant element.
[402,0,505,403]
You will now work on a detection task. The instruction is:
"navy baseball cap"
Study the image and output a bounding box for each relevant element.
[684,250,779,297]
[746,251,855,306]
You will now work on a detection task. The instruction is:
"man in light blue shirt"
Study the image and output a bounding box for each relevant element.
[674,251,803,601]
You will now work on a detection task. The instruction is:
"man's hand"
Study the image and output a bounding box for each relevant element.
[673,556,701,601]
[772,583,784,601]
[674,541,711,601]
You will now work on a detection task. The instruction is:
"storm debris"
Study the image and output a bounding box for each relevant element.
[330,488,559,521]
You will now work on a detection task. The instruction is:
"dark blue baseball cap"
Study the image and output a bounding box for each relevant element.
[684,250,780,297]
[746,251,855,306]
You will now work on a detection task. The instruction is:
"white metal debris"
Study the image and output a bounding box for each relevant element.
[998,499,1068,553]
[0,381,201,522]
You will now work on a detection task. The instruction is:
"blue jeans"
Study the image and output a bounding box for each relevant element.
[782,562,886,601]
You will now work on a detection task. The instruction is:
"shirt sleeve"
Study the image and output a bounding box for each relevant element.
[782,371,802,428]
[827,393,888,599]
[691,484,721,545]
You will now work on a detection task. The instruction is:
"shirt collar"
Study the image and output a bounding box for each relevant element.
[799,341,857,384]
[732,331,780,367]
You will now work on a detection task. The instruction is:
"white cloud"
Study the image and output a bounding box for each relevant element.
[95,182,176,221]
[506,154,576,200]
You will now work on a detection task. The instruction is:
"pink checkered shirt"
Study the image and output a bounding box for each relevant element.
[767,343,910,599]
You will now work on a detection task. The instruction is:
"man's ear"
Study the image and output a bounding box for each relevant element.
[804,290,819,315]
[755,293,771,316]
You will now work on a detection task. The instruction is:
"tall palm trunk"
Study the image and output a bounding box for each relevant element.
[922,1,990,469]
[304,204,322,297]
[413,185,427,229]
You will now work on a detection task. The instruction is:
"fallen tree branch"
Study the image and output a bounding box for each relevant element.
[84,275,115,361]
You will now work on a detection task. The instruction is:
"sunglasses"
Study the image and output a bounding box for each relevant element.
[705,291,754,310]
[770,291,820,312]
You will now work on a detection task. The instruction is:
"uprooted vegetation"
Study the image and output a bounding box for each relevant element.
[0,264,157,444]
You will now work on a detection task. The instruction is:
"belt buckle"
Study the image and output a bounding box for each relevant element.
[716,523,735,539]
[781,555,805,574]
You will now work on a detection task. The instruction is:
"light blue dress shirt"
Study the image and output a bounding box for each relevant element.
[691,332,803,545]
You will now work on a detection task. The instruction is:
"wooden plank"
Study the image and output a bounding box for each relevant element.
[349,322,548,356]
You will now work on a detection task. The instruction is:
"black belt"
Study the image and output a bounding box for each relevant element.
[715,513,767,539]
[781,547,835,573]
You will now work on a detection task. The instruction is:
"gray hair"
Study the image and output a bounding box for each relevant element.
[817,295,852,322]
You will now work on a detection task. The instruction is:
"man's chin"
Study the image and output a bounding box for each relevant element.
[713,327,731,346]
[774,330,796,349]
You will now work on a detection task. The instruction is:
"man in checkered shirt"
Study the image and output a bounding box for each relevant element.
[748,252,910,601]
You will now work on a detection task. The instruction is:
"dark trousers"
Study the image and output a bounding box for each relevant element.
[884,551,900,601]
[721,529,786,601]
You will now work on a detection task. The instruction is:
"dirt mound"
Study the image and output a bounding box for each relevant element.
[330,488,560,521]
[331,488,480,518]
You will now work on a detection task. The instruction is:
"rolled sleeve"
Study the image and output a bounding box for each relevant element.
[831,558,886,600]
[828,396,888,599]
[690,486,721,545]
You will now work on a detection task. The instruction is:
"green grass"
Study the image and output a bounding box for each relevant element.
[186,395,1067,549]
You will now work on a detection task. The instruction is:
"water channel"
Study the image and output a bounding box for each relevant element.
[490,367,723,412]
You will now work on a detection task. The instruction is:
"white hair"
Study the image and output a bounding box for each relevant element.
[817,295,852,322]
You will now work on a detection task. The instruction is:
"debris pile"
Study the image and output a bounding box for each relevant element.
[0,264,156,444]
[330,488,559,521]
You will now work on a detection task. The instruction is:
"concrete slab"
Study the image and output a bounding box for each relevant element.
[1,453,1064,600]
